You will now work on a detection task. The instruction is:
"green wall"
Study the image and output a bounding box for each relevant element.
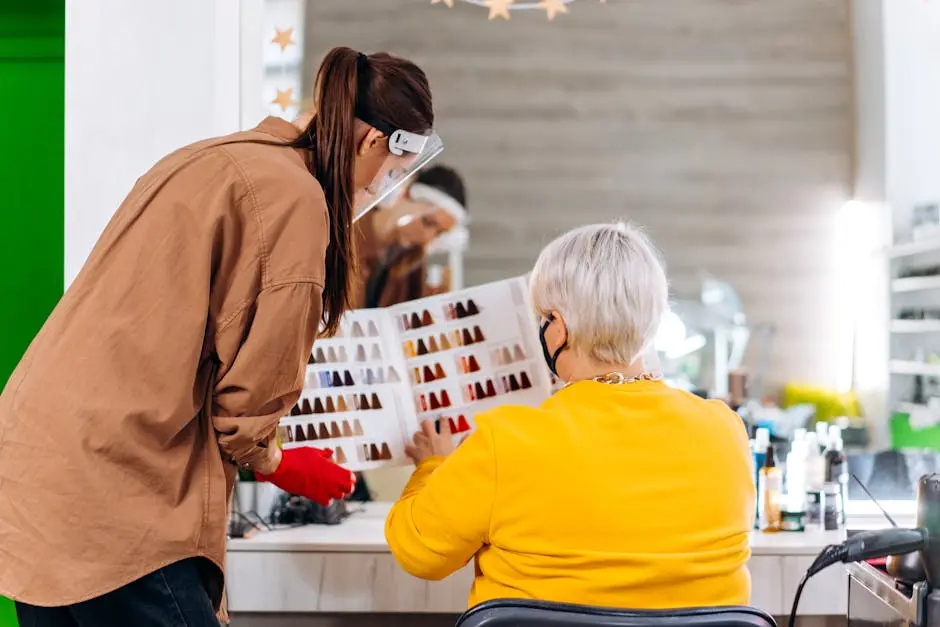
[0,0,65,624]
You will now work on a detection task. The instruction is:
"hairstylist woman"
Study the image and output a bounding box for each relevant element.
[0,46,434,626]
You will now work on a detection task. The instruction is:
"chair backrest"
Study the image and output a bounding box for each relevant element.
[455,600,777,627]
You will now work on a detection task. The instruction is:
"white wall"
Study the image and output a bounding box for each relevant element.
[65,0,242,284]
[883,0,940,236]
[851,0,940,447]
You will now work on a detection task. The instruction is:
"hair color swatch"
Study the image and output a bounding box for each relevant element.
[399,309,436,331]
[444,298,481,321]
[416,389,453,412]
[491,343,527,366]
[412,362,449,385]
[306,366,403,390]
[311,342,392,365]
[278,417,367,444]
[435,414,472,435]
[361,441,394,461]
[349,320,381,338]
[463,370,534,402]
[287,390,389,416]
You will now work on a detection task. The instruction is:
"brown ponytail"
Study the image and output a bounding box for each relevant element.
[291,46,434,337]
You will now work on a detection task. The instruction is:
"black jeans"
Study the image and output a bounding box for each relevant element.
[15,558,218,627]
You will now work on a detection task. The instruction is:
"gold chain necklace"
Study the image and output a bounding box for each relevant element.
[563,371,660,388]
[592,371,660,385]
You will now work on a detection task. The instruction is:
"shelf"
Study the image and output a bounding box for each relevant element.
[886,238,940,259]
[890,319,940,333]
[889,360,940,376]
[892,275,940,292]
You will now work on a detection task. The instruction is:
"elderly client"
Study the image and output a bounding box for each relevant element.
[385,222,755,610]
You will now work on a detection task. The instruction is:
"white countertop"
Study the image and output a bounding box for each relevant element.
[227,502,884,556]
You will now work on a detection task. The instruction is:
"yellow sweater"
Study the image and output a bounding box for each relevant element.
[386,380,755,610]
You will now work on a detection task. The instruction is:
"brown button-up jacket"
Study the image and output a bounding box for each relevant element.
[0,117,327,611]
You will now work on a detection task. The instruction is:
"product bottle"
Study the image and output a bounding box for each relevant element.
[824,425,847,524]
[759,444,783,532]
[752,428,770,478]
[823,481,840,530]
[785,439,808,512]
[803,432,825,529]
[752,428,770,529]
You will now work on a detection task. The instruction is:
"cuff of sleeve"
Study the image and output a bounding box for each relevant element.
[224,438,280,470]
[417,455,447,473]
[400,456,447,498]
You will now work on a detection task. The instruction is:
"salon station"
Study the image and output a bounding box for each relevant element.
[5,0,940,627]
[224,504,905,623]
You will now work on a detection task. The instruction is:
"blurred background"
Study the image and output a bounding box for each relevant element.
[259,0,852,392]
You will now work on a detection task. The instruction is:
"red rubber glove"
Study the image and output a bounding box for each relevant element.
[255,447,355,506]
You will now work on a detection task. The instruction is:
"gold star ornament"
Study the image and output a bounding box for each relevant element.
[485,0,514,20]
[431,0,454,6]
[272,88,297,112]
[539,0,568,19]
[271,27,295,52]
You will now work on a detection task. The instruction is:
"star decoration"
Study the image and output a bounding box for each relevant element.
[272,88,297,112]
[539,0,568,20]
[485,0,513,20]
[431,0,454,6]
[484,0,515,20]
[271,27,295,52]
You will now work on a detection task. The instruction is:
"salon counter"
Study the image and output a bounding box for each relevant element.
[226,502,881,619]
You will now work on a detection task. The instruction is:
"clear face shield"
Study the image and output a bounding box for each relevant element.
[353,130,444,223]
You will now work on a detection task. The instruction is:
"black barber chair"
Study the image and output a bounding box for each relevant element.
[456,600,776,627]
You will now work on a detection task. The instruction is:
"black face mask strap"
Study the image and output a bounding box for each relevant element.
[540,315,568,376]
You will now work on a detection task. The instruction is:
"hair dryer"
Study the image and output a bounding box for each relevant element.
[788,474,940,627]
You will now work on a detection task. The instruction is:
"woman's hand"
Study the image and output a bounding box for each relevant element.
[406,419,459,464]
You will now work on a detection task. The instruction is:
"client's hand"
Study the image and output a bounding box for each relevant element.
[406,419,458,464]
[255,447,356,506]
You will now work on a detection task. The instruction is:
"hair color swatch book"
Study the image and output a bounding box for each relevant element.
[277,276,553,471]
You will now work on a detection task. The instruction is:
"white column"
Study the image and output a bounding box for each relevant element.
[65,0,242,284]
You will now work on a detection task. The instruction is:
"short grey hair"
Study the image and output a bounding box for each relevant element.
[529,222,669,365]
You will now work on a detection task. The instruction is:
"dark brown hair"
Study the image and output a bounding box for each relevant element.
[291,46,434,336]
[415,165,467,210]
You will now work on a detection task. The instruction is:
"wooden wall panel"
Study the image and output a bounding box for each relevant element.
[300,0,853,389]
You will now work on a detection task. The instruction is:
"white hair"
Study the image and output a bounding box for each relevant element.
[529,221,669,365]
